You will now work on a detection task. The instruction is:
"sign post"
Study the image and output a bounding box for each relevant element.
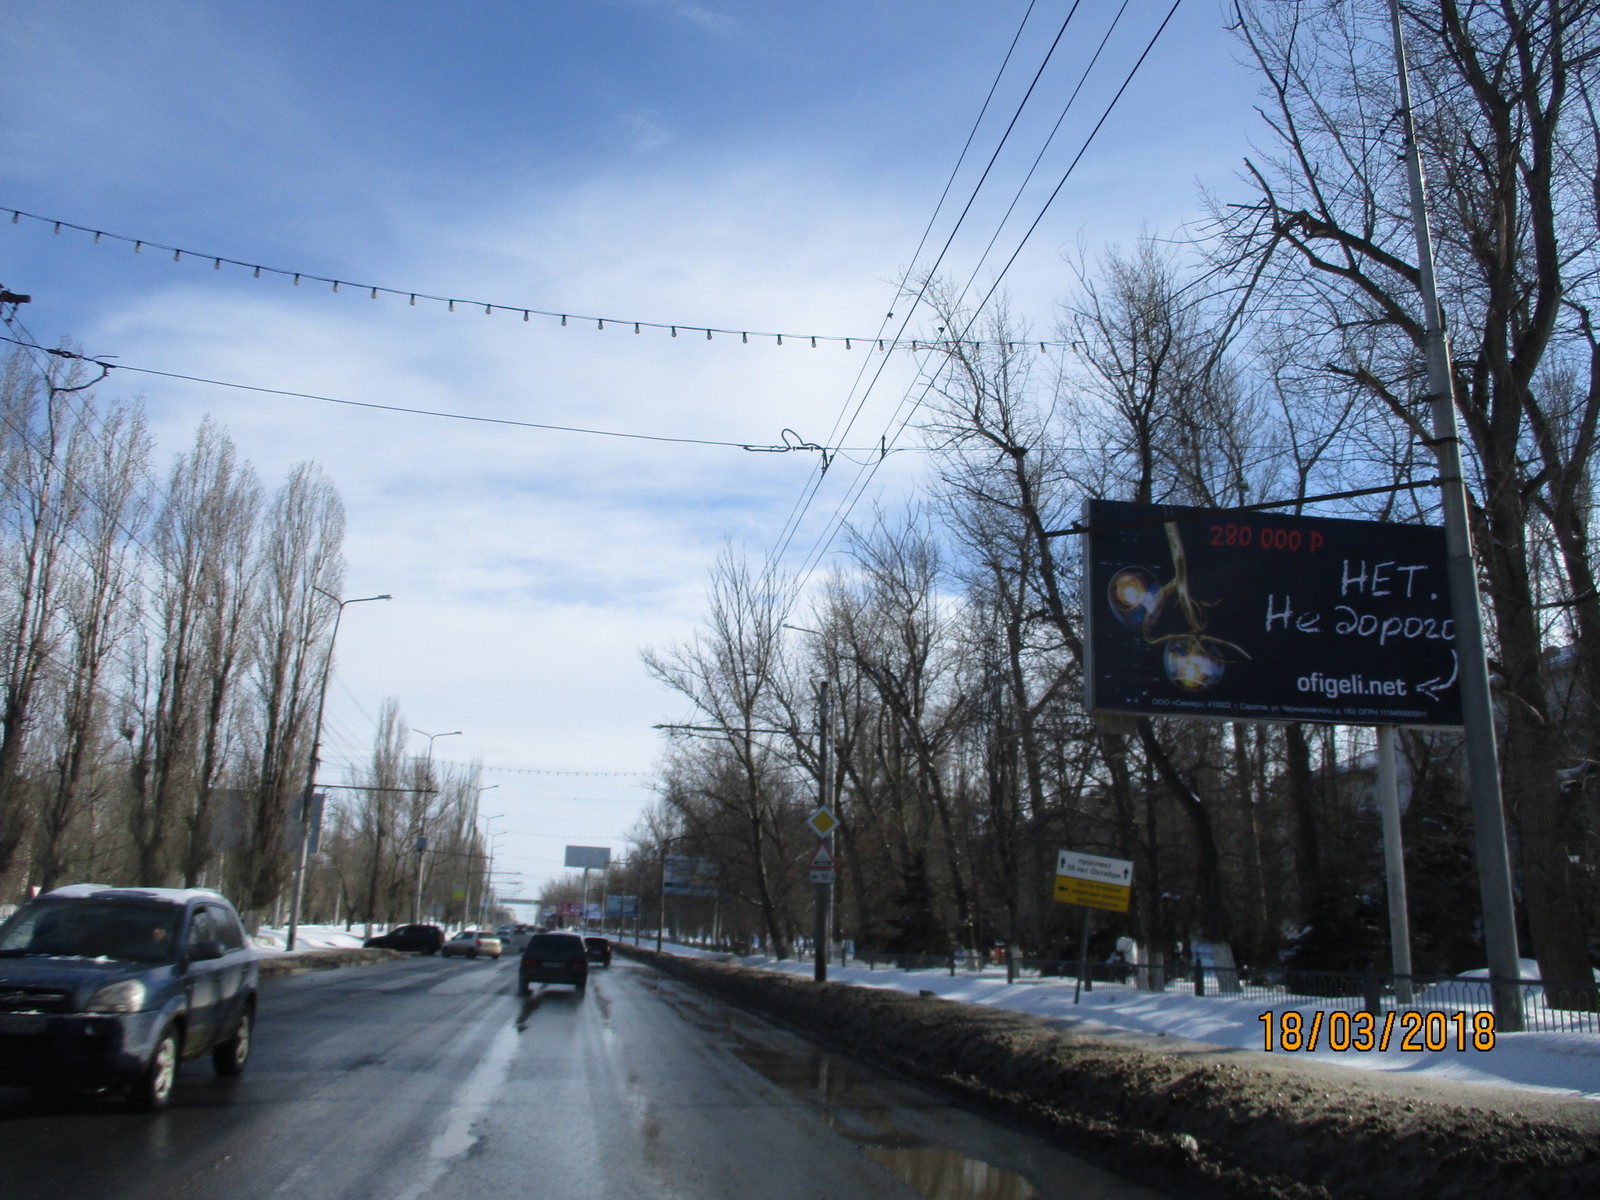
[565,846,611,932]
[1053,849,1134,1004]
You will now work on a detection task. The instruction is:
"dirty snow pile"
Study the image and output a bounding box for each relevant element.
[639,938,1600,1101]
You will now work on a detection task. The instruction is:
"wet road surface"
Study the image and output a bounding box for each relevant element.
[0,954,1168,1200]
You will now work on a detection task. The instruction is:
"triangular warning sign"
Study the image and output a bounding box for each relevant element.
[807,842,836,871]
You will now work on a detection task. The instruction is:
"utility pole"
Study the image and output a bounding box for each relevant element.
[1388,0,1522,1030]
[813,681,831,983]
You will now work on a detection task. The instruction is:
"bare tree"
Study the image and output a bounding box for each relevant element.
[644,547,797,956]
[1224,0,1600,995]
[241,463,344,919]
[0,351,92,881]
[35,400,149,890]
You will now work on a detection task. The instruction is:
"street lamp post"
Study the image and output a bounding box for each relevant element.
[287,591,392,951]
[480,828,510,926]
[411,728,462,924]
[466,810,503,927]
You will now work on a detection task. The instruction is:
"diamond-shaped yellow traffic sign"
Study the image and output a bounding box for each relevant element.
[806,807,839,838]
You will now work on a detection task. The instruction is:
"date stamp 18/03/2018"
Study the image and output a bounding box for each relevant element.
[1259,1009,1496,1053]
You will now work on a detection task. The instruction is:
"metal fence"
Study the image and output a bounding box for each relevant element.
[844,948,1600,1034]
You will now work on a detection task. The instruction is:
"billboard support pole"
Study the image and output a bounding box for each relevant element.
[1376,726,1414,1005]
[1389,0,1523,1031]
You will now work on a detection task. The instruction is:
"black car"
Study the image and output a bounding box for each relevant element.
[518,931,588,995]
[0,884,259,1110]
[583,935,612,967]
[363,923,445,954]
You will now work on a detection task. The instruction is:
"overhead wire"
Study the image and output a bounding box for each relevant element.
[0,332,864,456]
[775,1,1100,587]
[783,0,1188,599]
[767,0,1087,574]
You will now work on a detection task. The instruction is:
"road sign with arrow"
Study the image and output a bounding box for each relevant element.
[1053,849,1133,913]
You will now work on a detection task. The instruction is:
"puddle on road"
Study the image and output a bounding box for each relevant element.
[863,1146,1040,1200]
[727,1034,1039,1200]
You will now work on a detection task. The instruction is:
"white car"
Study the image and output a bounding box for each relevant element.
[440,930,502,959]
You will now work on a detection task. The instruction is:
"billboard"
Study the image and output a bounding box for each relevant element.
[663,855,719,897]
[1082,499,1463,727]
[564,845,611,870]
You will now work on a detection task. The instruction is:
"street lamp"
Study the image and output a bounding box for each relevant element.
[411,728,462,923]
[467,810,503,926]
[287,590,393,951]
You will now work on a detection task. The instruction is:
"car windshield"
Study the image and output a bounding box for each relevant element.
[0,899,183,964]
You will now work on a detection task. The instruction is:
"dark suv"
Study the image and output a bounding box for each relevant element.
[518,931,588,995]
[583,935,612,967]
[363,923,445,954]
[0,884,259,1110]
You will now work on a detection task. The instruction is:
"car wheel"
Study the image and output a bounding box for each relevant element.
[213,1005,253,1077]
[128,1025,180,1112]
[468,948,477,959]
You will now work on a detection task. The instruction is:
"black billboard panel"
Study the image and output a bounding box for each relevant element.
[1082,500,1463,728]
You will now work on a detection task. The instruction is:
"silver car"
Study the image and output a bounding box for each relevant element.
[440,930,502,959]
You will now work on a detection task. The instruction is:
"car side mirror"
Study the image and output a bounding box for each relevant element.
[189,938,227,962]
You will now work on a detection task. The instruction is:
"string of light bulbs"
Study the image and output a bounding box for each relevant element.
[2,206,1065,355]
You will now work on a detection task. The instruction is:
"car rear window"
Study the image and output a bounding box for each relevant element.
[525,934,583,959]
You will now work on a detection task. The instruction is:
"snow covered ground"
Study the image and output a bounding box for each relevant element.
[261,926,1600,1102]
[638,938,1600,1103]
[252,924,370,952]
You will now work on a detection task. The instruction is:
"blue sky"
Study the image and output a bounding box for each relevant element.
[3,0,1264,897]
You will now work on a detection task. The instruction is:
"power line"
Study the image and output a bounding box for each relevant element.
[767,1,1085,572]
[783,1,1188,598]
[0,333,865,457]
[439,760,651,778]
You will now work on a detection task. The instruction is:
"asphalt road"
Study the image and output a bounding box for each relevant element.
[0,954,1167,1200]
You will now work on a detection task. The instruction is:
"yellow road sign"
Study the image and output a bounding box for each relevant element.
[1053,874,1130,913]
[806,807,839,838]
